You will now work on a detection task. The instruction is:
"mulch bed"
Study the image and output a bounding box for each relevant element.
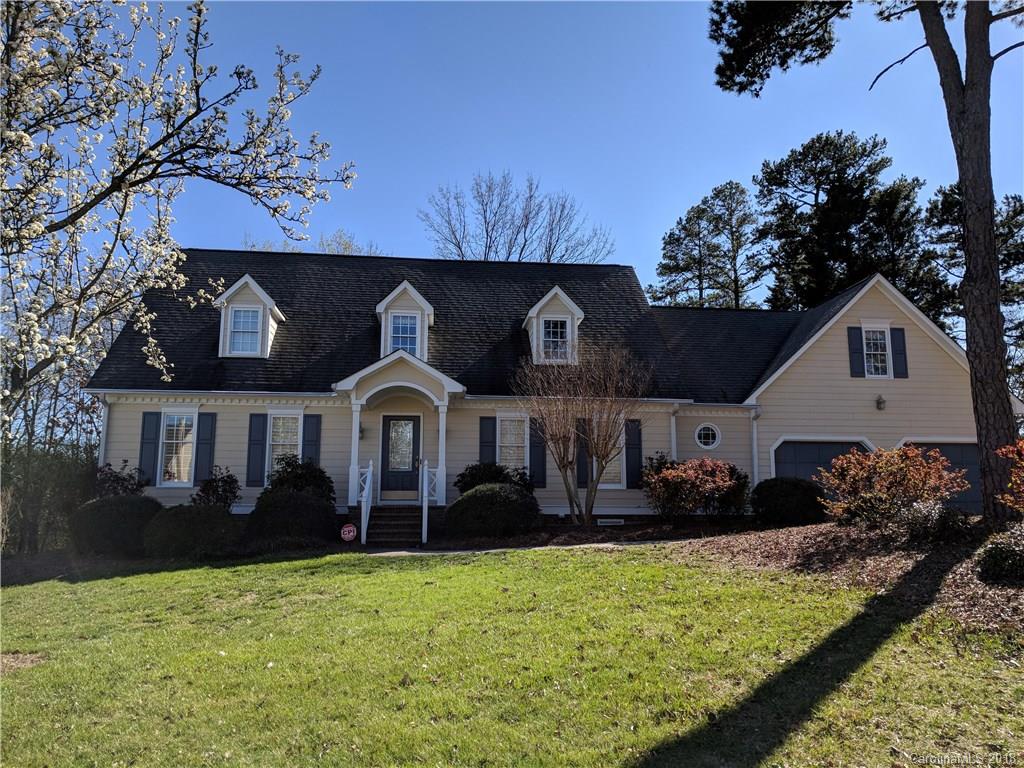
[668,522,1023,633]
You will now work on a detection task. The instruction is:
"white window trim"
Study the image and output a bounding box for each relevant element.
[596,428,626,490]
[496,412,530,471]
[380,309,427,360]
[539,315,573,364]
[861,321,893,380]
[266,408,304,477]
[157,407,199,488]
[695,423,721,450]
[226,304,264,357]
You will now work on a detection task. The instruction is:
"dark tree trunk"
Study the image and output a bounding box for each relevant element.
[918,1,1017,522]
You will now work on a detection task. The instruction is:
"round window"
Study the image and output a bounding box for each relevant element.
[695,423,721,450]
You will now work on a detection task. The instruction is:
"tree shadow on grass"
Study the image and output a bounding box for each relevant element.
[629,541,982,768]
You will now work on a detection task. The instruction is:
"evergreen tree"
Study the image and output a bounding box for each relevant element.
[648,204,726,307]
[705,181,766,308]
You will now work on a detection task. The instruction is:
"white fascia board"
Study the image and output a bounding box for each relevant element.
[375,280,434,326]
[214,273,286,322]
[332,349,465,394]
[522,285,585,327]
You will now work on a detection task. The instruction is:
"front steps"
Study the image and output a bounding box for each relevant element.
[364,506,423,548]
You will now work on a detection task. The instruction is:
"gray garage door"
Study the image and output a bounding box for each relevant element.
[913,442,982,513]
[774,441,867,481]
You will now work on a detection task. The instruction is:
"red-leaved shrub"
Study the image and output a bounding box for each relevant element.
[996,440,1024,519]
[815,445,969,535]
[643,457,748,518]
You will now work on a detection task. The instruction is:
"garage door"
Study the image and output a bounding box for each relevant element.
[913,442,982,513]
[774,441,867,481]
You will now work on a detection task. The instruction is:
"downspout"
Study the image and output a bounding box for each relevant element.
[750,405,761,486]
[97,396,110,466]
[670,404,679,461]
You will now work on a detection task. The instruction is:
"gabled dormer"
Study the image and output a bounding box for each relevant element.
[214,274,286,359]
[523,286,584,364]
[376,280,434,361]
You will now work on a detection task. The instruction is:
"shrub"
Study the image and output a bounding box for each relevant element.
[815,445,969,534]
[996,440,1024,519]
[643,458,747,518]
[262,454,336,506]
[978,524,1024,583]
[445,482,539,537]
[900,500,969,544]
[247,488,338,542]
[191,466,241,511]
[453,462,534,495]
[143,504,243,559]
[70,495,163,556]
[95,460,144,498]
[641,452,677,487]
[750,477,826,527]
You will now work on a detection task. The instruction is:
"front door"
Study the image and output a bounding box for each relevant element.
[381,415,420,499]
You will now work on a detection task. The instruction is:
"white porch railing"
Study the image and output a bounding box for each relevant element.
[359,460,374,545]
[420,459,442,544]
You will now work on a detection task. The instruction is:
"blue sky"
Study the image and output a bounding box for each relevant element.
[171,1,1023,290]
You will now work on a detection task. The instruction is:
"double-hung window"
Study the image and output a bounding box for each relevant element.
[390,313,419,356]
[229,307,261,355]
[160,412,196,485]
[268,414,301,471]
[596,428,625,489]
[497,415,528,469]
[541,318,569,362]
[863,327,892,378]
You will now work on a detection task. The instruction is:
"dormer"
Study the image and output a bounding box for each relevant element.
[214,274,286,359]
[376,280,434,361]
[523,286,584,364]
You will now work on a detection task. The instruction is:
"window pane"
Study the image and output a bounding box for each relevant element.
[500,418,525,445]
[602,455,622,484]
[230,309,260,354]
[391,314,418,355]
[499,445,526,467]
[542,319,568,361]
[498,417,526,468]
[161,414,195,483]
[388,420,414,470]
[696,425,719,448]
[270,416,300,466]
[864,329,889,376]
[232,309,259,331]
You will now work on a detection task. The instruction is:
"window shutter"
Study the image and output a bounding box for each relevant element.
[302,414,322,465]
[891,328,908,378]
[625,419,643,489]
[246,413,268,487]
[529,420,546,488]
[193,413,217,486]
[479,417,497,464]
[847,327,865,378]
[576,419,589,488]
[138,411,161,486]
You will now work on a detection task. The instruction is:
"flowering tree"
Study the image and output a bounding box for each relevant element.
[1,0,354,435]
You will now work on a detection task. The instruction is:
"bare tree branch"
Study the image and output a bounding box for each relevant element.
[869,42,929,90]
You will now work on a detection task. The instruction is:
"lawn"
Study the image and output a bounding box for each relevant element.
[2,545,1020,767]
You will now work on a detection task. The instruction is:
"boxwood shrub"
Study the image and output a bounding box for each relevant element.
[978,524,1024,583]
[445,482,539,538]
[246,488,338,543]
[70,495,163,556]
[453,462,533,495]
[143,504,243,559]
[750,477,826,527]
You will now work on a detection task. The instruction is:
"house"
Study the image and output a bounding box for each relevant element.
[87,248,997,540]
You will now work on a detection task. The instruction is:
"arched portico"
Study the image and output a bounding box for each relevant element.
[333,351,465,506]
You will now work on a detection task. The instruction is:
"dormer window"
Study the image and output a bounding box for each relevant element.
[376,280,434,361]
[229,308,261,354]
[214,274,286,359]
[524,286,584,364]
[542,318,569,362]
[390,313,419,356]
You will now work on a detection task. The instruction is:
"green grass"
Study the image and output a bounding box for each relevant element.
[2,546,1020,767]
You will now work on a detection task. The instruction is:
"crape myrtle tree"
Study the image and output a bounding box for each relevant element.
[513,344,649,526]
[1,0,355,438]
[708,0,1024,521]
[419,170,614,264]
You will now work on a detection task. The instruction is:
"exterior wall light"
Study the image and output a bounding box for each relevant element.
[876,395,886,411]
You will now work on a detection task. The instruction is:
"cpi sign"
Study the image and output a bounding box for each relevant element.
[340,523,357,542]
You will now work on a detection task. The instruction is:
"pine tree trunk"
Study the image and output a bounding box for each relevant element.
[919,1,1017,522]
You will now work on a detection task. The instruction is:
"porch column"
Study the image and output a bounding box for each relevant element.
[347,403,361,505]
[436,404,447,505]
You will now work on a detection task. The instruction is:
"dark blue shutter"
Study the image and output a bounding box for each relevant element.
[479,417,496,464]
[529,420,546,488]
[891,328,908,378]
[193,413,217,486]
[847,327,865,378]
[246,414,268,487]
[138,412,161,486]
[302,414,322,465]
[625,419,642,489]
[576,419,589,488]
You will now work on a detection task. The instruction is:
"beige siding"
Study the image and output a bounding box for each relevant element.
[754,283,976,481]
[676,408,753,474]
[354,360,445,403]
